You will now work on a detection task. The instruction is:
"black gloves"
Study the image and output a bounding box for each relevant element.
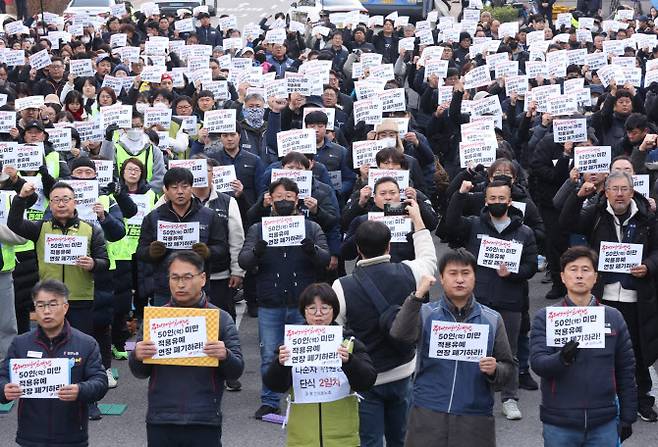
[301,238,316,255]
[619,422,632,442]
[105,124,119,141]
[560,340,579,366]
[149,241,167,260]
[106,181,121,196]
[253,240,267,258]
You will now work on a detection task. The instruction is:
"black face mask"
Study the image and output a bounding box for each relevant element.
[488,203,509,218]
[274,199,295,216]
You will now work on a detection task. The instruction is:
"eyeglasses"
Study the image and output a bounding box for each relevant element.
[177,104,192,109]
[169,272,203,283]
[125,167,141,173]
[34,301,63,311]
[305,304,332,315]
[606,186,631,194]
[50,197,73,205]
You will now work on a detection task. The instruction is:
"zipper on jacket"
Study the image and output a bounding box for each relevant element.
[584,409,588,431]
[318,403,323,447]
[446,310,459,413]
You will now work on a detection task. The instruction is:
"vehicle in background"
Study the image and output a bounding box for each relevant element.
[64,0,117,18]
[154,0,216,17]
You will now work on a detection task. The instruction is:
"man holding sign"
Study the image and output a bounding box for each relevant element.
[389,249,514,447]
[559,170,658,422]
[0,280,108,446]
[446,179,538,420]
[530,247,637,446]
[130,251,243,447]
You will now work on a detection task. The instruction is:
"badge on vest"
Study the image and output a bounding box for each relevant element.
[27,350,43,358]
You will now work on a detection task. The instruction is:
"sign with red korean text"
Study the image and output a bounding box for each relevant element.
[546,307,605,348]
[284,325,342,367]
[428,321,489,362]
[10,358,71,398]
[44,235,88,264]
[262,215,305,247]
[143,307,219,367]
[598,242,643,274]
[477,236,523,273]
[156,221,199,249]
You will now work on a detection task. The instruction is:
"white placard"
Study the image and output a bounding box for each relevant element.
[74,121,103,142]
[15,96,44,112]
[10,358,70,398]
[140,65,167,83]
[150,316,207,359]
[292,366,351,404]
[157,221,200,249]
[100,104,132,129]
[69,59,94,77]
[477,236,523,273]
[211,165,236,193]
[93,160,113,188]
[598,242,643,274]
[110,33,127,48]
[271,169,312,199]
[284,325,342,367]
[574,146,611,173]
[203,109,236,133]
[553,119,588,143]
[101,75,124,97]
[368,212,412,243]
[15,144,44,171]
[0,111,15,133]
[175,18,195,33]
[380,88,406,113]
[28,49,52,71]
[367,169,409,193]
[633,175,650,198]
[143,108,173,130]
[546,307,606,349]
[464,65,492,89]
[66,180,98,222]
[352,140,384,168]
[459,139,498,168]
[44,234,88,265]
[169,159,208,187]
[353,98,383,125]
[546,95,578,117]
[276,129,316,156]
[265,28,286,45]
[428,321,489,362]
[262,215,306,247]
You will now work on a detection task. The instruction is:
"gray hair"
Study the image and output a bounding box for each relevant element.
[32,279,69,302]
[605,171,633,189]
[244,93,264,104]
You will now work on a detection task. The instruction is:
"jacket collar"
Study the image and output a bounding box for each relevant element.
[356,254,391,267]
[36,320,71,347]
[478,205,523,233]
[50,211,81,230]
[439,295,480,321]
[561,295,599,307]
[167,291,210,308]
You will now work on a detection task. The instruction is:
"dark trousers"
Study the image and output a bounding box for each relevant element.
[67,301,94,336]
[147,424,221,447]
[603,300,655,409]
[208,279,236,322]
[94,323,112,370]
[540,207,567,288]
[15,0,27,20]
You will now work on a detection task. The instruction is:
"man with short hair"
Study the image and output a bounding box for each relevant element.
[0,279,108,446]
[559,170,658,422]
[531,246,637,446]
[137,167,229,306]
[33,57,68,97]
[130,251,243,447]
[333,200,436,447]
[390,249,515,447]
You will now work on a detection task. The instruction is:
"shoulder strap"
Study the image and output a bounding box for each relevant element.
[352,267,391,314]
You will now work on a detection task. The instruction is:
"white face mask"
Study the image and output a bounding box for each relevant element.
[153,101,167,109]
[380,137,397,148]
[125,128,143,141]
[81,36,90,44]
[135,103,148,113]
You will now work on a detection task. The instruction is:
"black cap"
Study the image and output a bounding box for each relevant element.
[69,157,96,173]
[198,12,210,19]
[24,120,45,132]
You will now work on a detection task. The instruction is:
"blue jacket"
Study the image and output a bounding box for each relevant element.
[238,217,330,308]
[0,322,108,447]
[410,296,512,416]
[266,54,297,79]
[129,295,244,426]
[530,297,637,429]
[195,26,222,47]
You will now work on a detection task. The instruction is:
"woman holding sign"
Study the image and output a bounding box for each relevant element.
[264,283,376,446]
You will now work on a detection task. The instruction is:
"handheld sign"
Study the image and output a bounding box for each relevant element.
[212,165,237,193]
[0,111,15,133]
[459,139,498,168]
[546,306,605,348]
[633,175,650,198]
[477,236,523,273]
[276,129,316,156]
[157,221,200,249]
[553,119,588,143]
[203,109,236,133]
[574,146,611,173]
[352,140,383,168]
[169,159,208,187]
[271,169,312,199]
[367,169,410,195]
[284,325,342,367]
[368,212,412,243]
[92,160,113,188]
[428,321,489,362]
[15,143,44,171]
[262,215,305,247]
[48,127,72,152]
[66,180,98,222]
[598,242,643,274]
[10,358,71,398]
[44,235,88,265]
[143,306,220,367]
[302,108,335,131]
[292,366,351,404]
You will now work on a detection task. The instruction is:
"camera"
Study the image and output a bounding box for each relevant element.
[384,202,409,216]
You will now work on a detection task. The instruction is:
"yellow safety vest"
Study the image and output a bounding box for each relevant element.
[114,142,154,181]
[107,190,157,262]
